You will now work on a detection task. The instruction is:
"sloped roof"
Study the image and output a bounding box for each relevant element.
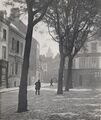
[10,18,27,35]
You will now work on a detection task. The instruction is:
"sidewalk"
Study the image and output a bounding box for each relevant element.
[0,83,51,93]
[0,86,34,93]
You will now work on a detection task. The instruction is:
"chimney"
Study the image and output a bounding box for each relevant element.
[9,8,20,21]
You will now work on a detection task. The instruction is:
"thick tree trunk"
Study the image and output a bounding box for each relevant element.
[57,54,65,94]
[17,17,33,112]
[65,56,73,91]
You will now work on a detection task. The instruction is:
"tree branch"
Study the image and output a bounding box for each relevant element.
[47,22,59,43]
[33,0,53,26]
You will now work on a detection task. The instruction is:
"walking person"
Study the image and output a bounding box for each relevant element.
[35,80,41,95]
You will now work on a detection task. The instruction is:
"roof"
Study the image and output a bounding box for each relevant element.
[9,18,39,45]
[9,22,25,39]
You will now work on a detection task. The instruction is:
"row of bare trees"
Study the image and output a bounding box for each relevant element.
[45,0,100,93]
[5,0,100,112]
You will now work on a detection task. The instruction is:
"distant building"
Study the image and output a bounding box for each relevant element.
[0,13,9,88]
[40,38,101,88]
[28,38,40,84]
[64,38,101,88]
[71,38,101,88]
[39,53,59,83]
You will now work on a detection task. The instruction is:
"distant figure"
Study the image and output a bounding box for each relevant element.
[35,80,41,95]
[50,79,53,86]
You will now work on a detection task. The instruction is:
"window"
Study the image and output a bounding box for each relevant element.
[2,46,6,59]
[79,57,86,68]
[14,81,16,87]
[11,63,14,75]
[91,57,99,68]
[79,76,82,86]
[91,42,97,52]
[20,42,23,55]
[16,41,19,53]
[11,38,15,50]
[15,62,18,75]
[3,29,6,40]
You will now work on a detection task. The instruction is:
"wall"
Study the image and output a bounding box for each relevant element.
[64,69,101,88]
[0,18,9,60]
[8,24,25,87]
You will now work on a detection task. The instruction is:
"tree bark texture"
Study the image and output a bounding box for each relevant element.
[57,54,65,94]
[65,56,73,91]
[18,16,33,112]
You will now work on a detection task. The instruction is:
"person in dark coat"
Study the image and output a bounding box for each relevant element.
[35,80,41,95]
[50,79,53,86]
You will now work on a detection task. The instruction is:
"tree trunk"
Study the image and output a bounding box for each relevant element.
[17,16,33,112]
[57,54,65,94]
[65,56,73,91]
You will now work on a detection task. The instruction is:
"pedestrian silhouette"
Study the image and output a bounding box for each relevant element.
[50,79,53,86]
[35,80,41,95]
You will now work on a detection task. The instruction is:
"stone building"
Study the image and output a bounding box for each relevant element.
[40,39,101,88]
[39,48,59,83]
[70,38,101,88]
[0,12,9,88]
[8,19,25,87]
[8,18,40,87]
[0,10,40,88]
[28,38,40,85]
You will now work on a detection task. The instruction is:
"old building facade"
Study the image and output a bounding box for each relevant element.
[28,38,40,85]
[71,38,101,88]
[8,19,40,87]
[8,20,25,87]
[0,13,9,88]
[0,12,40,88]
[39,48,59,83]
[40,39,101,88]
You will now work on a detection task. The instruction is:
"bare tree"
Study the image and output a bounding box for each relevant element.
[5,0,53,112]
[45,0,66,94]
[64,0,100,91]
[45,0,100,93]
